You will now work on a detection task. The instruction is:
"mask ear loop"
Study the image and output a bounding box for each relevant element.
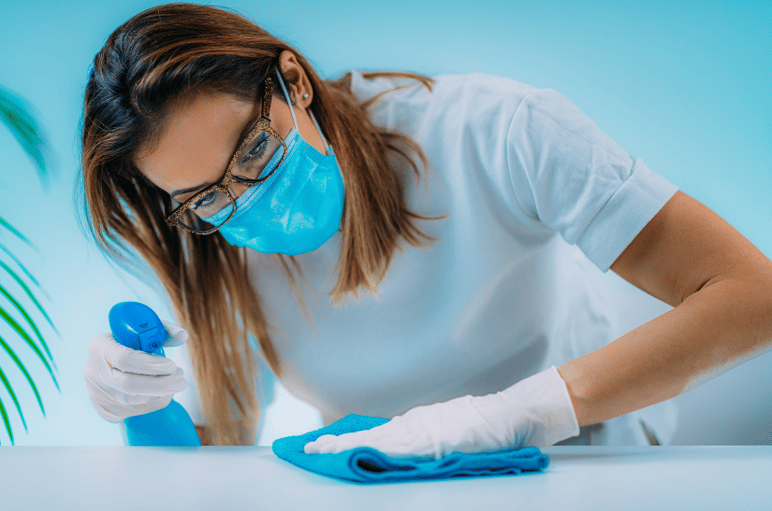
[275,68,331,156]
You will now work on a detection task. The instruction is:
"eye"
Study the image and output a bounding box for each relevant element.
[192,190,218,209]
[242,134,269,164]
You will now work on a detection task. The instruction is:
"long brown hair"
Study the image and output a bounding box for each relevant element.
[80,3,437,445]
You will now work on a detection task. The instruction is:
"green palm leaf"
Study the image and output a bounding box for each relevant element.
[0,333,46,444]
[0,281,55,367]
[0,243,50,301]
[0,259,59,446]
[0,365,28,445]
[0,307,58,392]
[0,86,53,188]
[0,260,59,344]
[0,216,34,247]
[0,86,58,445]
[0,387,13,445]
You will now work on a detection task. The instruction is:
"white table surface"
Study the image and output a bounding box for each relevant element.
[0,446,769,511]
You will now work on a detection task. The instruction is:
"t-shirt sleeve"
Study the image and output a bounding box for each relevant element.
[505,87,679,272]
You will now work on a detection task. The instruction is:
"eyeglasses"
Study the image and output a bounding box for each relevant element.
[165,74,287,234]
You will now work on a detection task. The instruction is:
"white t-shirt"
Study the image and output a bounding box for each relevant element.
[171,70,679,446]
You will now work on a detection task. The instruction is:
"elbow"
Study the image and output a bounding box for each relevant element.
[737,272,772,350]
[693,267,772,304]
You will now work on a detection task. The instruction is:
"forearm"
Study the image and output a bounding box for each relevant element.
[558,276,772,427]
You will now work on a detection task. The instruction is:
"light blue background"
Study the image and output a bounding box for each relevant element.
[0,0,769,445]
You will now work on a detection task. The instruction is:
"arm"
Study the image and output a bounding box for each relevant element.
[304,194,772,458]
[558,191,772,427]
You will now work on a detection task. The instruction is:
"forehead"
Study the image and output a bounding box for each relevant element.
[134,90,259,194]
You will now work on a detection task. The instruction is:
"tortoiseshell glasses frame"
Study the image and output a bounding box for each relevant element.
[165,74,287,235]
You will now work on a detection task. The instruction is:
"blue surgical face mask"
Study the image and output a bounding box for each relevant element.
[203,70,345,256]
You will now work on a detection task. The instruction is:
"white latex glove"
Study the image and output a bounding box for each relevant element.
[83,320,189,423]
[304,366,580,459]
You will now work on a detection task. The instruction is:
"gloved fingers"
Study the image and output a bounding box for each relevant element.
[304,420,434,458]
[306,368,582,460]
[90,397,126,423]
[85,375,129,415]
[120,391,176,406]
[96,394,174,423]
[124,394,175,416]
[310,434,434,459]
[98,333,178,375]
[303,434,337,454]
[160,320,189,347]
[103,365,187,397]
[305,431,377,455]
[85,376,173,421]
[85,332,187,423]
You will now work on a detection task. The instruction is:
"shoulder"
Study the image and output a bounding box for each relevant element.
[348,70,538,110]
[344,70,540,126]
[345,69,537,100]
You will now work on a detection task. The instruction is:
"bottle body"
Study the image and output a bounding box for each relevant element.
[124,399,202,446]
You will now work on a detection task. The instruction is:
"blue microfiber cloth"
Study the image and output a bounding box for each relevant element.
[272,413,550,484]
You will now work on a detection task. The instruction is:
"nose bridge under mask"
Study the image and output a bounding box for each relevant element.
[233,132,298,207]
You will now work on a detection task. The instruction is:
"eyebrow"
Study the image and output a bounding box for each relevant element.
[169,112,262,199]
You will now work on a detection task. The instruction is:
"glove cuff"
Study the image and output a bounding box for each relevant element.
[504,365,581,448]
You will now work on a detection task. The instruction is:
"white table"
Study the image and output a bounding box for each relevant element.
[0,446,769,510]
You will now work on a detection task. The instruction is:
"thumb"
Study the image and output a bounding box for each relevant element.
[161,320,189,347]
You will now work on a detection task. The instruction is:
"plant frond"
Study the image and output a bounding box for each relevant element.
[0,306,59,391]
[0,282,54,367]
[0,242,42,289]
[0,216,36,250]
[0,260,59,339]
[0,393,12,445]
[0,365,27,433]
[0,333,46,418]
[0,86,54,188]
[0,84,58,445]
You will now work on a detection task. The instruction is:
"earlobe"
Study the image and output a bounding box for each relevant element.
[290,92,309,107]
[288,80,312,110]
[277,50,313,109]
[294,81,313,110]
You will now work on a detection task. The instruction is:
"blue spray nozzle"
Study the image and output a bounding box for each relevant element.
[109,302,167,355]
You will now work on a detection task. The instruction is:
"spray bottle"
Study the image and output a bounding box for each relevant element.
[109,301,201,446]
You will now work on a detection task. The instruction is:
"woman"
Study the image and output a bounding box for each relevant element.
[82,3,772,454]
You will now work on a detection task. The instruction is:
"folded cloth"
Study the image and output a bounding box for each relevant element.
[272,414,550,484]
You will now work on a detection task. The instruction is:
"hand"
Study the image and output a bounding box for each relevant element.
[83,320,189,422]
[304,366,580,459]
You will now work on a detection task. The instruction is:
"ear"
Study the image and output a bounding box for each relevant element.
[278,50,313,110]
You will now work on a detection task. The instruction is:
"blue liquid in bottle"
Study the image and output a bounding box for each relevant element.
[109,302,202,446]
